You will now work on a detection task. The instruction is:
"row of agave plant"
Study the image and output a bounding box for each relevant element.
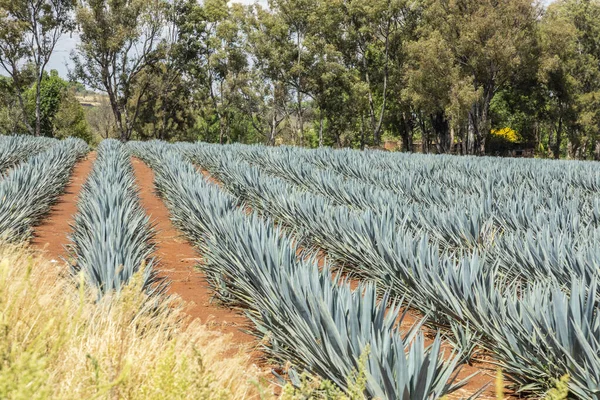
[0,135,58,175]
[185,144,598,262]
[236,144,596,245]
[128,140,472,400]
[181,142,600,399]
[0,138,88,242]
[222,145,599,292]
[69,139,162,298]
[184,143,600,295]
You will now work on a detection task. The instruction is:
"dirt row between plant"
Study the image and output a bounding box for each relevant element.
[30,153,275,397]
[30,152,96,259]
[130,158,265,357]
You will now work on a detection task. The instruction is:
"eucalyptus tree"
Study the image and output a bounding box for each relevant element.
[0,0,75,136]
[415,0,539,155]
[242,0,319,146]
[70,0,166,142]
[538,3,580,159]
[174,0,249,144]
[533,0,600,160]
[328,0,404,147]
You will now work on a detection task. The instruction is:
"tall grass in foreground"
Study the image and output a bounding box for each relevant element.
[0,244,264,399]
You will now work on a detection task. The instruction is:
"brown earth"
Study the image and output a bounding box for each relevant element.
[130,158,263,353]
[31,152,96,260]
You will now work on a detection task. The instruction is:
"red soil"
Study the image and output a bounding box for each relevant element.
[131,158,260,349]
[31,152,96,260]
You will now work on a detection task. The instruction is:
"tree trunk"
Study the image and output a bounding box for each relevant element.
[318,114,324,147]
[430,112,451,153]
[554,115,562,159]
[297,91,304,146]
[467,112,476,155]
[468,90,492,155]
[35,73,42,136]
[269,113,276,146]
[419,117,429,154]
[399,114,413,152]
[360,114,366,150]
[14,90,34,135]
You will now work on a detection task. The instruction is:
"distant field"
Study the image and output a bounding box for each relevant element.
[75,93,107,108]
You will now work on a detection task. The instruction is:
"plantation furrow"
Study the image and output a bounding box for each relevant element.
[130,157,263,355]
[31,152,97,260]
[129,141,470,399]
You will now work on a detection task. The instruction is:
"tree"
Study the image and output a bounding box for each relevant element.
[0,75,30,134]
[52,87,92,142]
[25,69,67,136]
[27,70,91,141]
[415,0,539,155]
[85,95,115,140]
[539,3,580,158]
[0,0,75,136]
[174,0,249,144]
[331,0,400,147]
[71,0,166,141]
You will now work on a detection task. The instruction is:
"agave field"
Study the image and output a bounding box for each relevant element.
[0,135,88,241]
[1,134,599,399]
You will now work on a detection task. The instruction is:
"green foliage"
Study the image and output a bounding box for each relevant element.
[53,88,92,142]
[25,70,67,137]
[71,0,165,141]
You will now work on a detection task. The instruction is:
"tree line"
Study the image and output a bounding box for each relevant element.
[1,0,600,159]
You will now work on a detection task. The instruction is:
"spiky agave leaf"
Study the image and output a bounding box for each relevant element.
[0,134,58,174]
[70,140,163,298]
[0,138,88,242]
[129,141,470,399]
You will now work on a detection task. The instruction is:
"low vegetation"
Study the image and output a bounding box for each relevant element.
[0,243,264,399]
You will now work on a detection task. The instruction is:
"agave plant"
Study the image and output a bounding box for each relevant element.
[0,134,58,174]
[129,140,472,399]
[182,140,600,399]
[70,140,163,298]
[0,138,88,242]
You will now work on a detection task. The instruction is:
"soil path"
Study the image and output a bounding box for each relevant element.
[31,152,96,260]
[130,158,265,358]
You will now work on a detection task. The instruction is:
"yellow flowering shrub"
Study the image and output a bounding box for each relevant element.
[490,127,521,143]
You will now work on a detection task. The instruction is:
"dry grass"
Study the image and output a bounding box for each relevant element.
[0,244,267,399]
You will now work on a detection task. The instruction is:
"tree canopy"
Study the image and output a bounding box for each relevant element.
[2,0,600,159]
